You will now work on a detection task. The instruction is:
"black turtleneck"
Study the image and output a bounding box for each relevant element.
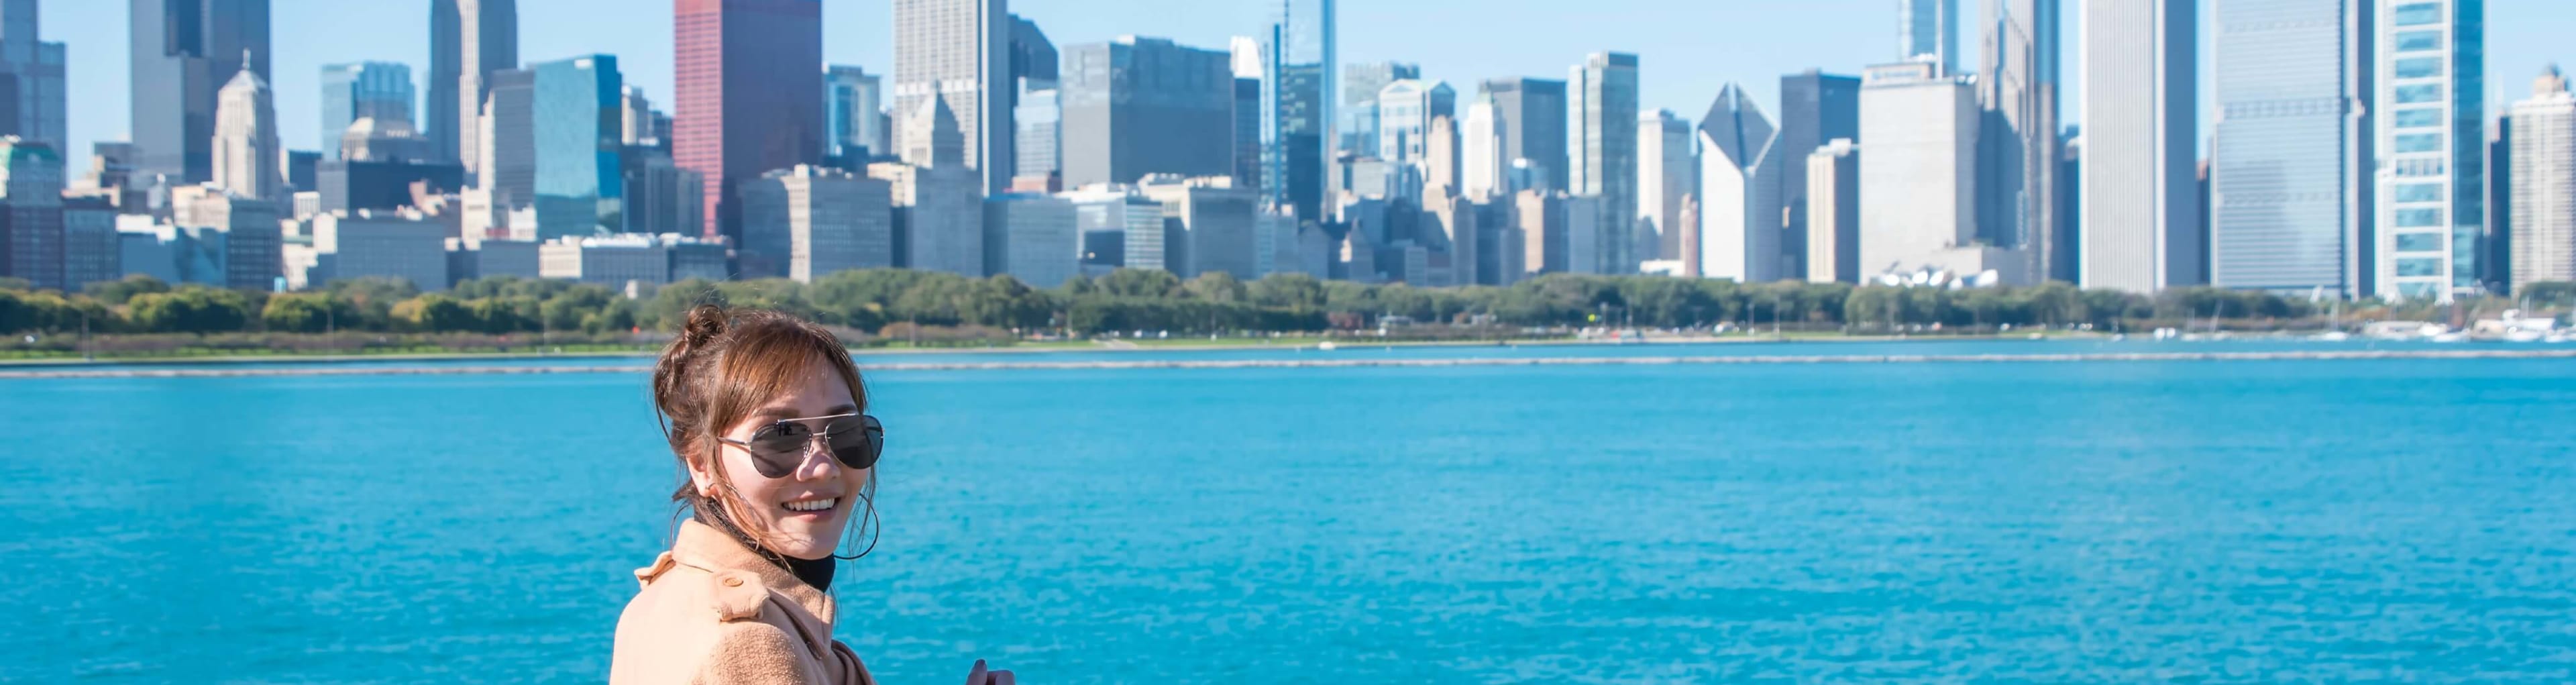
[786,554,836,591]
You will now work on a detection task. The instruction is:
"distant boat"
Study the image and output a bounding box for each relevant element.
[2504,329,2545,344]
[1316,341,1338,352]
[2312,331,2352,342]
[2430,332,2470,344]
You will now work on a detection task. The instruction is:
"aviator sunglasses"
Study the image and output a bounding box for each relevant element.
[716,413,884,478]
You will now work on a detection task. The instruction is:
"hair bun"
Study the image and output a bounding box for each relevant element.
[682,304,729,348]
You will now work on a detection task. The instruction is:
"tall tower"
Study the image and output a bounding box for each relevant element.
[894,0,1010,194]
[2371,0,2484,302]
[1980,0,2063,282]
[430,0,516,168]
[1777,70,1861,279]
[1899,0,1958,73]
[2509,66,2574,293]
[2079,0,2200,293]
[2210,0,2370,297]
[130,0,270,184]
[1638,109,1694,262]
[1481,78,1568,193]
[0,0,66,153]
[1571,52,1639,274]
[676,0,825,246]
[321,61,417,159]
[1263,0,1334,223]
[1697,83,1783,282]
[212,59,280,203]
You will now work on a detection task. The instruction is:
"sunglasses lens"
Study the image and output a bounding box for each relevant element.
[828,417,882,470]
[745,425,810,478]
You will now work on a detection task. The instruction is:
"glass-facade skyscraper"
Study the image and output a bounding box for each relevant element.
[1571,52,1638,274]
[1263,0,1333,223]
[0,0,66,154]
[1481,77,1568,193]
[321,61,417,159]
[1059,37,1234,189]
[826,66,884,161]
[531,55,623,240]
[1899,0,1957,73]
[1777,69,1860,280]
[2211,0,2371,297]
[2373,0,2485,301]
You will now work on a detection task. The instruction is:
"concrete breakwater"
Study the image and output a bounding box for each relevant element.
[5,348,2573,379]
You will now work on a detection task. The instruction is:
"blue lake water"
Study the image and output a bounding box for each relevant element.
[4,345,2574,682]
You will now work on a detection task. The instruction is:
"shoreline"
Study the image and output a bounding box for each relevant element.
[0,333,2096,368]
[5,348,2568,379]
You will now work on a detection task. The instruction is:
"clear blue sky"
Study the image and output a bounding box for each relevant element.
[34,0,2575,171]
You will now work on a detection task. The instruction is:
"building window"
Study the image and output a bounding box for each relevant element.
[2394,30,2443,52]
[2396,84,2443,104]
[2394,133,2443,153]
[2397,208,2443,227]
[2397,257,2445,276]
[2394,183,2443,203]
[2395,231,2444,252]
[2394,108,2443,128]
[2394,57,2443,79]
[2394,3,2443,26]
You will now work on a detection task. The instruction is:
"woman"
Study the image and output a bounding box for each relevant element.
[611,305,1010,685]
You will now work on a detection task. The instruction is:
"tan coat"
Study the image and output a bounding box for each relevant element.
[610,519,875,685]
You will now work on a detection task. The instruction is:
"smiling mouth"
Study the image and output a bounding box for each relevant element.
[784,498,837,513]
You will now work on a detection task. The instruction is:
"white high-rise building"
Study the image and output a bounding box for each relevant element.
[1696,83,1784,282]
[2372,0,2485,302]
[1978,0,2061,282]
[1638,109,1693,262]
[2511,66,2575,293]
[213,60,282,204]
[1860,62,2021,282]
[2080,0,2200,293]
[1460,94,1506,200]
[894,0,1011,194]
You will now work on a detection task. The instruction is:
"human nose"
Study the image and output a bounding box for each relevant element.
[792,434,835,481]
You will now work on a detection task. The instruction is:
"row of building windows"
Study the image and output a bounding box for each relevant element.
[2394,2,2445,27]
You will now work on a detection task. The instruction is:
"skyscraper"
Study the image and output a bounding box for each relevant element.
[2373,0,2484,302]
[430,0,516,168]
[1341,62,1417,158]
[1481,78,1568,193]
[743,164,892,282]
[321,62,416,160]
[1262,0,1334,224]
[131,0,270,185]
[1572,52,1640,274]
[894,0,1010,194]
[1899,0,1958,73]
[877,95,983,276]
[1014,81,1060,182]
[676,0,825,249]
[1059,37,1235,189]
[1376,79,1454,165]
[1777,70,1861,278]
[2209,0,2369,297]
[1862,62,2017,281]
[212,62,281,203]
[529,55,623,240]
[2510,66,2573,293]
[1697,84,1784,282]
[0,137,62,291]
[826,66,885,161]
[1807,138,1861,284]
[2080,0,2200,293]
[1008,14,1058,88]
[1234,76,1263,191]
[1460,93,1504,199]
[1979,0,2064,282]
[1639,109,1693,261]
[0,0,66,153]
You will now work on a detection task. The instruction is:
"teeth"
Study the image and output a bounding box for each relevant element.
[785,498,836,512]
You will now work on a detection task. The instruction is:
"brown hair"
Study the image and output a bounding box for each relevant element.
[651,304,871,553]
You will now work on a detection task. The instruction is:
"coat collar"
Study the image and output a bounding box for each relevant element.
[669,518,839,624]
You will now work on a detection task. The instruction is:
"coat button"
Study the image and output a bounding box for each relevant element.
[722,576,743,587]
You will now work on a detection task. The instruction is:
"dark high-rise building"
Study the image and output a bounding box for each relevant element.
[676,0,825,247]
[1776,70,1860,279]
[430,0,517,168]
[0,0,68,153]
[1060,37,1234,188]
[1234,77,1263,191]
[1480,77,1568,193]
[1008,14,1057,86]
[1262,0,1334,223]
[130,0,270,185]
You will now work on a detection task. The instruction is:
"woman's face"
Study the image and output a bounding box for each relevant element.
[689,359,867,560]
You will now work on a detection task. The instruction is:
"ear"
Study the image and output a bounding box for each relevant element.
[684,442,719,498]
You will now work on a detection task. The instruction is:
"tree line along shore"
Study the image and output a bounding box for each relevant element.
[1,270,2569,360]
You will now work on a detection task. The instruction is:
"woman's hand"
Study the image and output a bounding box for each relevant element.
[964,658,1016,685]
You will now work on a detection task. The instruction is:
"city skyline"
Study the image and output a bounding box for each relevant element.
[30,0,2571,177]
